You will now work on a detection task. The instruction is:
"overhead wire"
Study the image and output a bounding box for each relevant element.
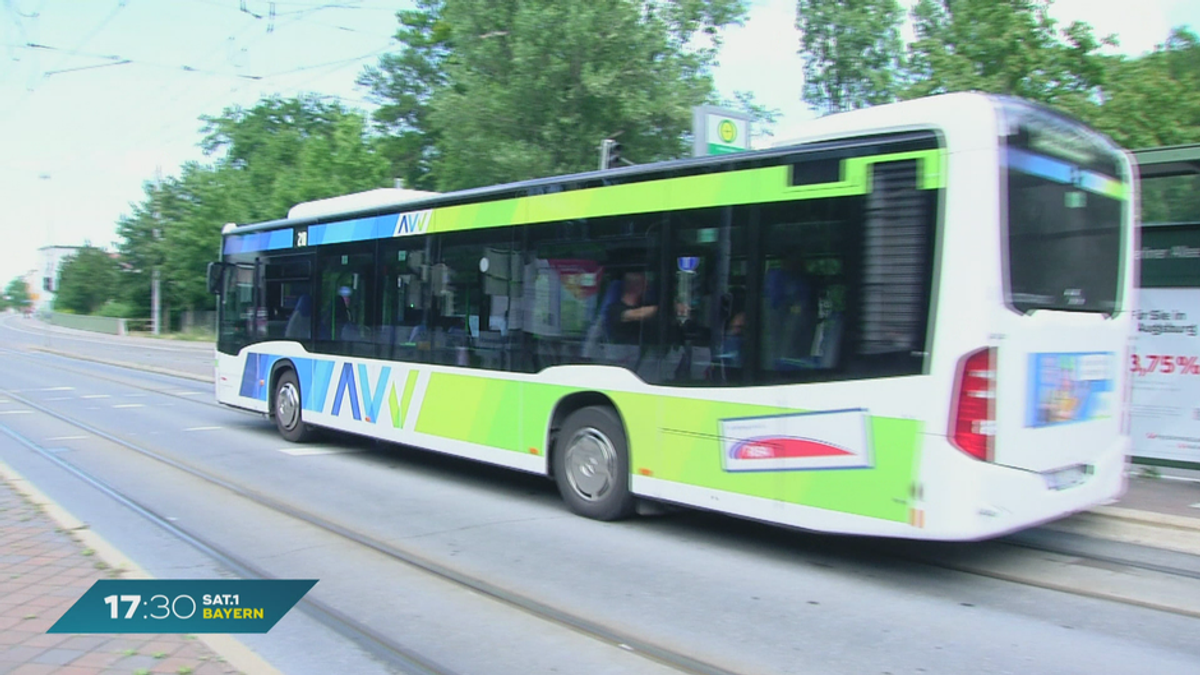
[62,1,397,226]
[36,0,129,88]
[6,0,400,240]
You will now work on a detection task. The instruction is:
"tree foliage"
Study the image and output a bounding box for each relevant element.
[1089,28,1200,149]
[3,277,31,310]
[793,0,1200,153]
[361,0,749,191]
[356,0,450,190]
[902,0,1113,113]
[109,95,391,319]
[55,246,119,315]
[795,0,905,115]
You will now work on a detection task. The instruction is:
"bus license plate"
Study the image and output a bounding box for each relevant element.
[1044,464,1091,491]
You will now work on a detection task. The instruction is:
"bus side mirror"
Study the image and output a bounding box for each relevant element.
[206,262,224,295]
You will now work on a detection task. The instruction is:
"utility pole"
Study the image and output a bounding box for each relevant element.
[152,166,162,336]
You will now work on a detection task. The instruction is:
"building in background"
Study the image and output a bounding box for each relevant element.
[31,245,81,314]
[1129,143,1200,469]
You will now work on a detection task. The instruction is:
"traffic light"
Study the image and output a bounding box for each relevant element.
[599,138,623,170]
[607,140,621,168]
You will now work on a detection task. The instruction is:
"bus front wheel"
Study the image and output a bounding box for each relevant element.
[554,406,635,521]
[273,370,314,443]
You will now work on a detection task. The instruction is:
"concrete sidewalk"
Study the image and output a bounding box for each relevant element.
[0,465,275,675]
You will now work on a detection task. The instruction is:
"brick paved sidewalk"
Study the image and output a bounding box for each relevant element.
[0,478,239,675]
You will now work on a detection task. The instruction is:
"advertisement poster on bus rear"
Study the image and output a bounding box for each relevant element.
[1129,288,1200,463]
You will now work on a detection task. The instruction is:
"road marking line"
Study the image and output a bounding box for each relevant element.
[185,426,222,432]
[1190,503,1200,510]
[36,386,74,391]
[276,446,357,457]
[45,435,87,441]
[124,393,148,398]
[0,410,32,415]
[0,399,12,404]
[173,391,205,396]
[112,403,145,409]
[81,394,111,399]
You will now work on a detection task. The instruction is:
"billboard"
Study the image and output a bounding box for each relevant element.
[1129,288,1200,463]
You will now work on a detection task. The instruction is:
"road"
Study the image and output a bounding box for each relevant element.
[2,312,1199,675]
[0,313,215,380]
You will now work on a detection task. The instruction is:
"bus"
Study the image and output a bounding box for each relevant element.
[207,93,1137,541]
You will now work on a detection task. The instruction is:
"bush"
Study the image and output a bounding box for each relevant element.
[95,300,137,318]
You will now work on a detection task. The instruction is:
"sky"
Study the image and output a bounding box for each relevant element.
[2,0,1198,287]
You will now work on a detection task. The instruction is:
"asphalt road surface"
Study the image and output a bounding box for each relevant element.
[2,313,1199,675]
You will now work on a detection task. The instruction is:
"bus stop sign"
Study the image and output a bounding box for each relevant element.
[692,106,752,157]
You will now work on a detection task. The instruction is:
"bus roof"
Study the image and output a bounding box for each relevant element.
[286,187,441,220]
[221,92,1092,238]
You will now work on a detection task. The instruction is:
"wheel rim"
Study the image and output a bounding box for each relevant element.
[564,427,617,502]
[276,381,301,431]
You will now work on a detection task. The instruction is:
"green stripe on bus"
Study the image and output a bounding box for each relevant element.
[652,396,920,522]
[407,372,921,521]
[426,149,946,234]
[400,370,418,426]
[416,372,524,450]
[387,370,420,429]
[515,380,921,522]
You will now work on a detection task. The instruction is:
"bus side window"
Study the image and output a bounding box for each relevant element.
[315,250,375,357]
[433,231,516,370]
[378,244,431,363]
[757,199,851,380]
[668,207,749,386]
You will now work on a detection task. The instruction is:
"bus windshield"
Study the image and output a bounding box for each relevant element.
[1001,102,1127,315]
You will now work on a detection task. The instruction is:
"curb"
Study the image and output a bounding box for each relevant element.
[0,458,283,675]
[29,346,214,383]
[1090,505,1200,533]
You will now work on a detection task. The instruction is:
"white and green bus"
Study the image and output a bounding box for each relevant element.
[208,93,1137,540]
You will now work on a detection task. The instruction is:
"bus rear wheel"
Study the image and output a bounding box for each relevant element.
[273,370,314,443]
[554,406,635,521]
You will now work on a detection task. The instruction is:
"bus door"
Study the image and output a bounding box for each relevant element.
[259,254,316,347]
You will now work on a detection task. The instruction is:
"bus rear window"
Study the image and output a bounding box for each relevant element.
[1006,163,1123,314]
[1001,105,1127,315]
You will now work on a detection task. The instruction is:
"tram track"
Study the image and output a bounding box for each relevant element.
[0,386,746,675]
[0,346,226,412]
[882,531,1200,620]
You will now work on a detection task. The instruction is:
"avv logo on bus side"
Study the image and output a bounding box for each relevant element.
[393,210,432,237]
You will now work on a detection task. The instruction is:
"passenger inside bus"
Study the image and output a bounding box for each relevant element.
[318,286,359,341]
[605,271,658,344]
[719,310,745,369]
[761,256,820,371]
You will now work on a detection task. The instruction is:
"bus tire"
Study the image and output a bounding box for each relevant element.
[273,370,313,443]
[554,406,635,521]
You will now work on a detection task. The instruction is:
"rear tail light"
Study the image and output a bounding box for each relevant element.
[950,348,996,461]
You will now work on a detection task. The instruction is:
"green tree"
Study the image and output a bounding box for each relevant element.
[116,95,392,320]
[902,0,1113,117]
[357,0,450,190]
[795,0,905,114]
[55,245,119,315]
[1091,27,1200,150]
[3,277,31,311]
[200,95,391,221]
[362,0,749,191]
